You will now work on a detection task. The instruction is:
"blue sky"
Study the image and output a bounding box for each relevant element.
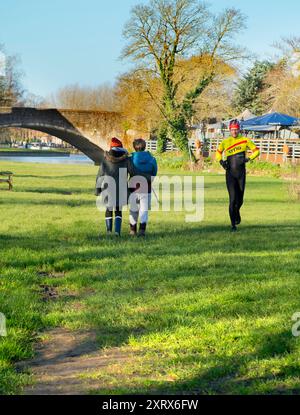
[0,0,299,98]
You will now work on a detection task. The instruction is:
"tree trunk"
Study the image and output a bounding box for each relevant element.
[169,115,192,159]
[157,122,168,153]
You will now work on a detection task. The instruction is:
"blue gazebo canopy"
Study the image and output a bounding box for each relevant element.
[241,112,299,131]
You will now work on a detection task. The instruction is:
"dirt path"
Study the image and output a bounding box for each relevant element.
[17,328,140,395]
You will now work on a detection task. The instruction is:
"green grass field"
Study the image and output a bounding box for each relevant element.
[0,161,299,395]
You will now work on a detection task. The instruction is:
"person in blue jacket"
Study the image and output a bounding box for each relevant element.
[129,138,158,237]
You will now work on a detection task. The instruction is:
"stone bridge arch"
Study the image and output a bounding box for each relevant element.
[0,107,127,164]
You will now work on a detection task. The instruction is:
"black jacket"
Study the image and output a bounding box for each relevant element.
[95,149,133,208]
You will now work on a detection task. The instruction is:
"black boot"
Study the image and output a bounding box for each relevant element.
[138,223,147,237]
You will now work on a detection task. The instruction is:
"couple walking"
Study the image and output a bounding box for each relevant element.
[95,137,157,237]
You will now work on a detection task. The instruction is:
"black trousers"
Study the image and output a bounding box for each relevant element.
[226,169,246,227]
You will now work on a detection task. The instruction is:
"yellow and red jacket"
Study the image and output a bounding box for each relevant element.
[215,135,260,162]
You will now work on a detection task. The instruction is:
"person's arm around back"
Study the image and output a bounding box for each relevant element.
[152,156,158,177]
[95,162,105,196]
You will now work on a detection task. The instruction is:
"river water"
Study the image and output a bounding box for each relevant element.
[0,154,94,165]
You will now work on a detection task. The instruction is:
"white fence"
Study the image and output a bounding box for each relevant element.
[146,141,179,152]
[146,138,300,162]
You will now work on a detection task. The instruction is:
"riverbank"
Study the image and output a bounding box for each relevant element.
[0,154,92,165]
[0,149,70,157]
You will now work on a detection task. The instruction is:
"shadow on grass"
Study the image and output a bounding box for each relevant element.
[115,329,298,395]
[15,175,96,180]
[18,189,85,196]
[2,220,300,394]
[1,223,299,268]
[0,197,93,207]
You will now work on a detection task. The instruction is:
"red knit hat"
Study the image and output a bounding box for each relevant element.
[110,137,123,149]
[229,120,241,130]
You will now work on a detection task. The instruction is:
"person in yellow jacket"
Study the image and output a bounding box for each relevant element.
[216,120,260,232]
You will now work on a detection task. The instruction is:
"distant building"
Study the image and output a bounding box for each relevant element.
[5,127,67,147]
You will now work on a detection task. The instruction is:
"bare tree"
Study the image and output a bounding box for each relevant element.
[122,0,246,155]
[261,60,300,117]
[25,92,47,108]
[273,36,300,56]
[260,36,300,116]
[49,83,118,111]
[0,45,25,107]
